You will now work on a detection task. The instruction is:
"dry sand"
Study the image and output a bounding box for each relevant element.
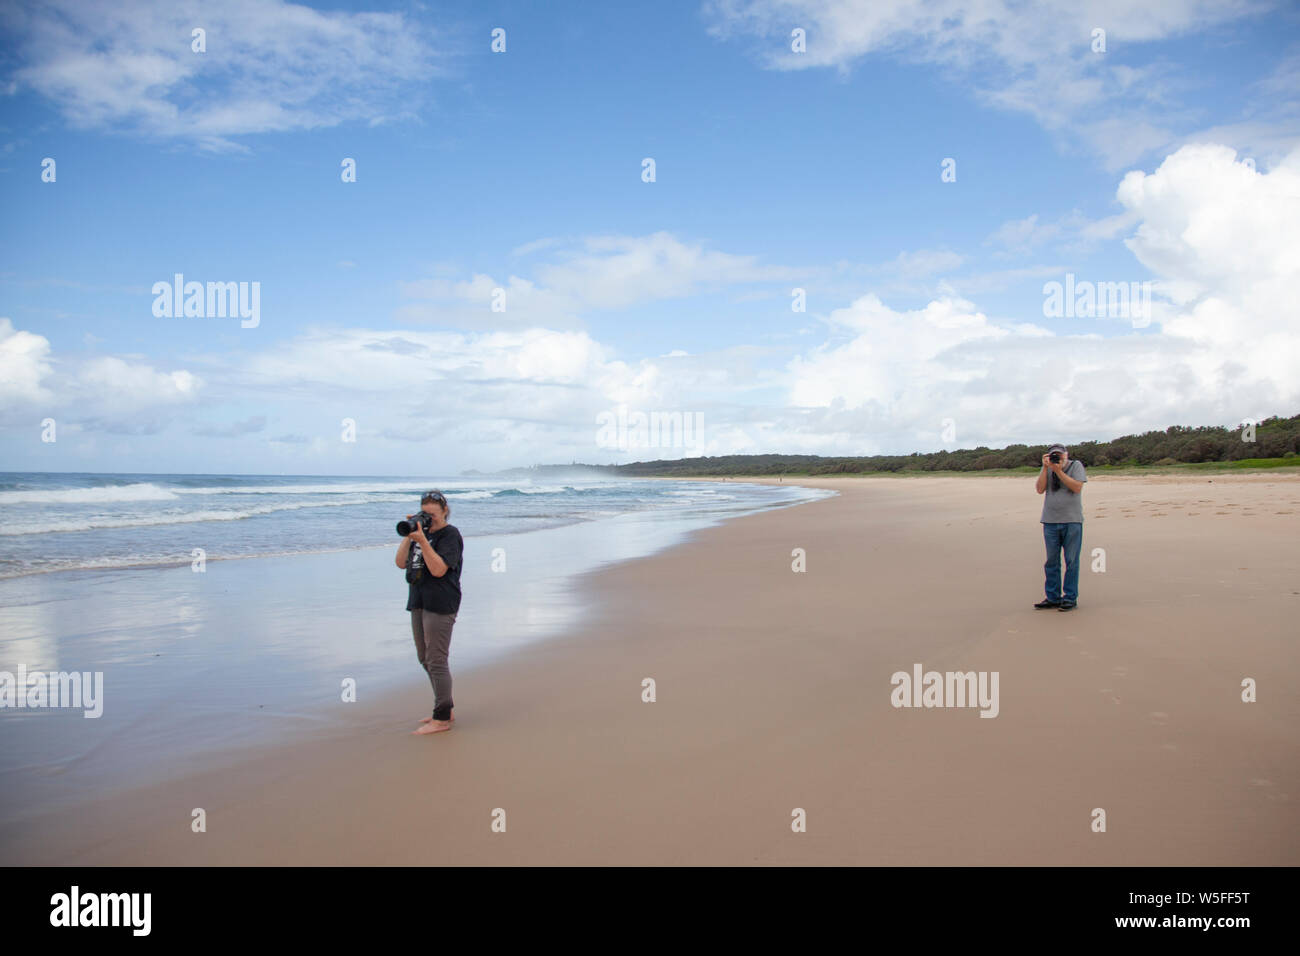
[4,472,1297,865]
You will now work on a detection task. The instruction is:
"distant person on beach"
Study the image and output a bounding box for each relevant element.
[396,490,463,734]
[1034,443,1087,611]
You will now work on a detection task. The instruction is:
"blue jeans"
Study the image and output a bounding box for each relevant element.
[1042,522,1083,604]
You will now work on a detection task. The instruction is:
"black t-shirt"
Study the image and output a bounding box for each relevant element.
[405,524,463,615]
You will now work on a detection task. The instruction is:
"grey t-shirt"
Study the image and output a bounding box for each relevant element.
[1041,459,1087,523]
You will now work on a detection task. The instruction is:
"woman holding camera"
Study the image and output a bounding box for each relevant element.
[395,490,464,734]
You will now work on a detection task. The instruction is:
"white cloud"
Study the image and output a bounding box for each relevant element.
[987,214,1060,254]
[193,415,266,438]
[986,209,1140,255]
[169,322,805,464]
[0,320,201,426]
[225,325,626,400]
[703,0,1275,168]
[77,356,199,407]
[787,294,1017,412]
[397,231,803,328]
[780,143,1300,452]
[0,317,53,406]
[936,265,1067,296]
[7,146,1294,462]
[1118,143,1300,384]
[883,248,965,277]
[2,0,442,149]
[510,237,566,257]
[397,273,582,330]
[534,232,800,308]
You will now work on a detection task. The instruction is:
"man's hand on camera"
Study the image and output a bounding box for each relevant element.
[1041,454,1052,469]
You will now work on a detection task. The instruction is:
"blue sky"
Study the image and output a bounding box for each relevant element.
[2,0,1298,475]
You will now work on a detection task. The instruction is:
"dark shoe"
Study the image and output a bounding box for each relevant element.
[1058,602,1076,611]
[1034,599,1061,609]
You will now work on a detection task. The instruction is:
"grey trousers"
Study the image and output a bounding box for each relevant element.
[411,609,456,720]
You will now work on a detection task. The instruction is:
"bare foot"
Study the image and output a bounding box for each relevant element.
[418,709,454,725]
[412,719,453,735]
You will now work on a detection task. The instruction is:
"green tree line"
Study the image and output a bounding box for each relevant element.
[561,414,1300,477]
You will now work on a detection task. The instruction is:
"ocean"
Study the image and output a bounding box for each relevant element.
[0,471,825,579]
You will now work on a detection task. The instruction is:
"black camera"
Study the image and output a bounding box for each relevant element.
[396,512,433,538]
[1049,451,1061,464]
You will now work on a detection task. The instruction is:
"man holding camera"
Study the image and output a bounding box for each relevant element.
[395,490,463,734]
[1034,443,1087,612]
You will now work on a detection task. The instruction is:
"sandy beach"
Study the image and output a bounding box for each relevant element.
[3,471,1297,866]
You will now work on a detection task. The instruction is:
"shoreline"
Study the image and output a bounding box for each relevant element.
[2,472,1296,865]
[0,481,831,830]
